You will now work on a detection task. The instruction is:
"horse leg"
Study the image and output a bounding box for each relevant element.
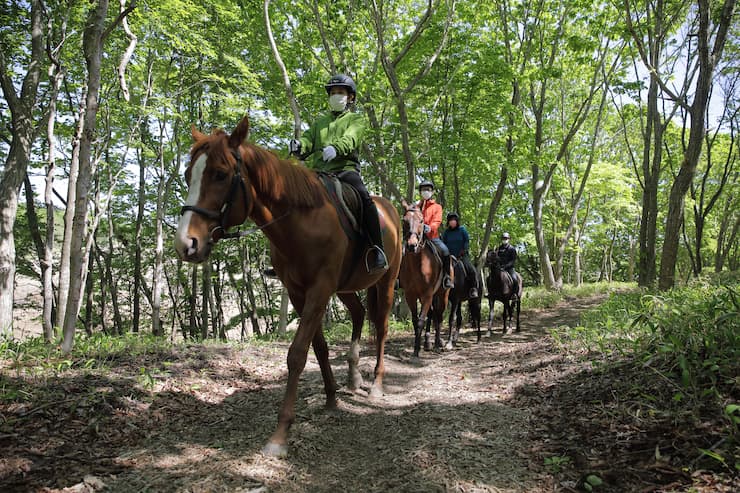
[455,302,462,342]
[444,298,457,350]
[338,292,366,391]
[487,298,494,337]
[406,294,421,357]
[264,290,328,457]
[420,297,433,352]
[502,300,509,335]
[434,296,446,350]
[367,279,393,398]
[515,297,521,333]
[312,329,337,409]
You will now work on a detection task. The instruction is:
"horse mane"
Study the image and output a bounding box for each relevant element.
[193,129,326,210]
[242,143,326,209]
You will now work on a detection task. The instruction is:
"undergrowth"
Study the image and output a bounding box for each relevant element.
[550,276,740,473]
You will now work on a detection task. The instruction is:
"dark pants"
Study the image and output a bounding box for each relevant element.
[337,171,383,249]
[505,266,518,291]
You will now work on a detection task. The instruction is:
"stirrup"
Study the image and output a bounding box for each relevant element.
[365,245,388,272]
[442,275,453,289]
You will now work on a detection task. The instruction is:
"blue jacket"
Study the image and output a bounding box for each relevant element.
[442,226,470,257]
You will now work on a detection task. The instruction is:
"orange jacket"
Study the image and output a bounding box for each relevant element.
[418,199,443,239]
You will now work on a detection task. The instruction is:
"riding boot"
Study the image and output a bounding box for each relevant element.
[442,255,453,289]
[364,203,388,272]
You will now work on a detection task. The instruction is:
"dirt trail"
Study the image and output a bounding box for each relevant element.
[2,296,612,492]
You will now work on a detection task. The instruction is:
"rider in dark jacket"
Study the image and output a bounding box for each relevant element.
[442,212,479,298]
[496,232,519,292]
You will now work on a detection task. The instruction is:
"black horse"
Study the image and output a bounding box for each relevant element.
[485,250,522,334]
[445,259,483,348]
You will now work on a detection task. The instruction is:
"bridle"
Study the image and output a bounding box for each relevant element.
[180,149,250,241]
[402,205,426,254]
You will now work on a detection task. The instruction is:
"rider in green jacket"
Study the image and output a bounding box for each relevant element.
[289,74,388,272]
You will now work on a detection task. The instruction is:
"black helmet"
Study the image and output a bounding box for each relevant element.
[418,180,435,191]
[446,212,459,222]
[325,74,356,95]
[502,232,511,239]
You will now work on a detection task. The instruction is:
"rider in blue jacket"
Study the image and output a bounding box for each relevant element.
[442,212,479,298]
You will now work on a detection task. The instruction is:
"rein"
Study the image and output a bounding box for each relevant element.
[180,148,281,242]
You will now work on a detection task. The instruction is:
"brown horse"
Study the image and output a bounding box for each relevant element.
[485,249,522,334]
[174,116,402,457]
[398,200,452,356]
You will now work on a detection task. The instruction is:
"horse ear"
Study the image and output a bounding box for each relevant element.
[191,124,206,141]
[229,115,250,149]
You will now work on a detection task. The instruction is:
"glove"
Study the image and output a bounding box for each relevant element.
[423,224,430,234]
[289,139,301,156]
[322,145,337,162]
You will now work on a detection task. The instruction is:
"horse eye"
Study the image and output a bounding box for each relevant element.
[213,170,228,181]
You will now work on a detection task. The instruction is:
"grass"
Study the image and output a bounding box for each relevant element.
[548,274,740,472]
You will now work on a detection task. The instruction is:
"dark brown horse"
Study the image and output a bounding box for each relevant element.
[485,249,522,334]
[398,200,451,356]
[174,116,402,457]
[445,260,483,348]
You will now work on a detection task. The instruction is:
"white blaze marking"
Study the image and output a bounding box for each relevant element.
[175,153,208,256]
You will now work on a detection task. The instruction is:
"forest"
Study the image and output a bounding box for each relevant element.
[1,0,739,492]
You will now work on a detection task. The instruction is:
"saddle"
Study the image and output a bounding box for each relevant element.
[317,173,363,239]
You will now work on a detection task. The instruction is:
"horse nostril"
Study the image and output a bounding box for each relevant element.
[188,237,198,256]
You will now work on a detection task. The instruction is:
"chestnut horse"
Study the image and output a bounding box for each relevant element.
[174,116,402,457]
[485,249,522,334]
[398,200,452,356]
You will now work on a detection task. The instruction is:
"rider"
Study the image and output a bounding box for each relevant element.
[417,180,453,289]
[442,212,479,298]
[289,74,387,272]
[496,232,519,293]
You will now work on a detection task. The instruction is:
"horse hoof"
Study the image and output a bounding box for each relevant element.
[368,384,383,399]
[262,442,288,458]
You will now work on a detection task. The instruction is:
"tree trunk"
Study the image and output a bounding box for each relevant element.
[0,0,44,337]
[201,261,211,340]
[61,0,110,354]
[57,106,85,329]
[659,0,736,290]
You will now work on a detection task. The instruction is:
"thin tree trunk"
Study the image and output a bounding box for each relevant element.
[57,105,85,329]
[201,261,211,340]
[61,0,110,354]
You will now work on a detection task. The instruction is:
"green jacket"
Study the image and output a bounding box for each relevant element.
[299,110,365,173]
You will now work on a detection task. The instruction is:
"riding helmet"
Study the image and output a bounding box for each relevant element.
[325,74,356,95]
[502,232,511,239]
[418,180,435,191]
[447,212,459,222]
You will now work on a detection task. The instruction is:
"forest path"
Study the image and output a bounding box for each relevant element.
[2,296,608,492]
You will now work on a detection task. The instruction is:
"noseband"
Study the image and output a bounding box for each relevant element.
[180,149,249,241]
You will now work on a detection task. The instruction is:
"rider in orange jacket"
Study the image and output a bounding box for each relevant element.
[417,180,453,289]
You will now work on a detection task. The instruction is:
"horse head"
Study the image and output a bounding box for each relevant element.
[174,117,253,263]
[401,199,425,254]
[485,249,500,270]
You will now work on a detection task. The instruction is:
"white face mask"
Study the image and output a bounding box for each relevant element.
[502,239,510,245]
[328,94,348,112]
[420,190,433,200]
